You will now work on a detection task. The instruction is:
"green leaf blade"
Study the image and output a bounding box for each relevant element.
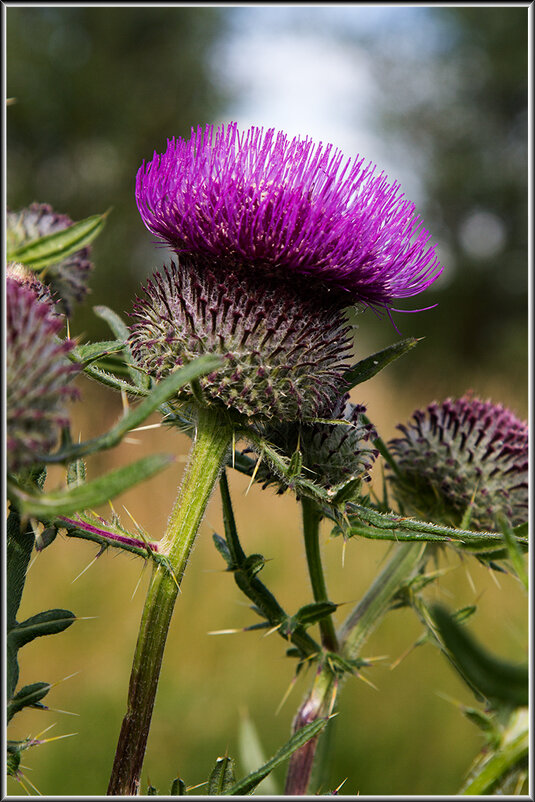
[224,717,329,795]
[8,454,174,518]
[341,337,420,391]
[7,212,108,269]
[431,605,528,709]
[7,682,51,723]
[208,756,236,794]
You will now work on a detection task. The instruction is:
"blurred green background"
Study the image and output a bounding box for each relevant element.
[6,6,528,796]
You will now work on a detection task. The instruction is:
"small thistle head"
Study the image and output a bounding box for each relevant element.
[387,394,528,530]
[136,122,442,311]
[129,258,352,423]
[7,276,79,473]
[7,262,57,311]
[7,203,93,315]
[249,395,378,495]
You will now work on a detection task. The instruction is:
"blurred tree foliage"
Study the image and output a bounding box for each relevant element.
[360,7,528,391]
[7,6,228,338]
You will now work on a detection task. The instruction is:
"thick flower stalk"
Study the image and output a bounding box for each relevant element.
[7,202,94,315]
[387,394,528,530]
[6,276,79,474]
[109,122,442,794]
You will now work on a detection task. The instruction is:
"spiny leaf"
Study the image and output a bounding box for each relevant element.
[170,777,186,795]
[294,601,338,628]
[223,717,329,795]
[212,533,234,569]
[9,609,76,649]
[208,756,236,794]
[7,212,108,269]
[70,339,124,366]
[7,609,74,699]
[344,503,527,551]
[81,361,150,396]
[341,337,420,391]
[8,454,173,518]
[45,354,223,462]
[7,682,51,723]
[93,305,148,389]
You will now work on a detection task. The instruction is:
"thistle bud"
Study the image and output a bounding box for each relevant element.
[7,203,93,316]
[248,395,378,494]
[387,395,528,530]
[7,277,79,473]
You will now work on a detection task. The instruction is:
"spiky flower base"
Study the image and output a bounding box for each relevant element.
[129,257,353,423]
[387,395,528,530]
[7,277,79,473]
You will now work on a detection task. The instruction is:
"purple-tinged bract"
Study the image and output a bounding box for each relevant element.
[7,262,57,312]
[136,122,442,309]
[387,395,528,530]
[6,277,79,473]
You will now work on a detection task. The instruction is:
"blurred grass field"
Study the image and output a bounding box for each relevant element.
[7,360,528,797]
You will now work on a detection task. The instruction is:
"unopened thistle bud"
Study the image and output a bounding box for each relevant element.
[7,203,93,316]
[6,277,79,473]
[387,395,528,530]
[248,395,378,493]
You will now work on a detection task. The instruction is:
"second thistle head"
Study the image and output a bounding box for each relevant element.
[7,276,79,473]
[386,394,528,530]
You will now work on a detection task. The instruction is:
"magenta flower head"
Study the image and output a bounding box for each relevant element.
[6,276,79,473]
[136,122,442,310]
[387,395,528,530]
[131,123,442,424]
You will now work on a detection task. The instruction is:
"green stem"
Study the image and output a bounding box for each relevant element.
[107,406,232,795]
[301,497,338,653]
[285,542,427,795]
[339,542,426,659]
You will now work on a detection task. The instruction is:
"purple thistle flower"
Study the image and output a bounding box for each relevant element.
[7,203,93,316]
[387,394,528,530]
[6,277,79,473]
[136,122,442,309]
